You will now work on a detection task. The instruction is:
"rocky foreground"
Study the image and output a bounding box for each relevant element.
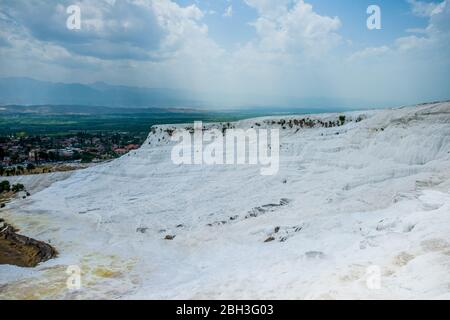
[0,219,57,268]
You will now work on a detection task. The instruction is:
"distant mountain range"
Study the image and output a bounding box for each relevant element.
[0,77,201,108]
[0,104,206,115]
[0,77,418,110]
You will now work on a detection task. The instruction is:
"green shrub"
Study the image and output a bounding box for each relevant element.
[0,180,11,193]
[81,153,95,163]
[11,183,25,193]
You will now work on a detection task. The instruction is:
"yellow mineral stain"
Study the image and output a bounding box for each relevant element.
[0,251,138,299]
[93,266,121,278]
[0,265,67,300]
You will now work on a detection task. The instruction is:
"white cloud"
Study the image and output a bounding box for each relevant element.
[244,0,291,18]
[334,0,450,107]
[0,0,212,61]
[348,46,390,61]
[223,5,232,18]
[352,0,449,56]
[244,0,341,56]
[395,0,449,52]
[0,0,228,92]
[408,0,446,17]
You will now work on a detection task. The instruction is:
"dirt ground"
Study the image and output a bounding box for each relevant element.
[1,163,92,177]
[0,220,57,267]
[1,190,57,268]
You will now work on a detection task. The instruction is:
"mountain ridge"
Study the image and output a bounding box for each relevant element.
[0,77,410,109]
[0,77,199,108]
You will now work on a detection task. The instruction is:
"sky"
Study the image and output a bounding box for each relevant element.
[0,0,449,108]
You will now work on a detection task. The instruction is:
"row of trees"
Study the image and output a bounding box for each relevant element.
[0,164,36,176]
[0,180,25,193]
[261,115,349,130]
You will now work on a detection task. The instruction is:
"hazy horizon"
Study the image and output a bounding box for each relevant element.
[1,0,450,108]
[1,76,432,110]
